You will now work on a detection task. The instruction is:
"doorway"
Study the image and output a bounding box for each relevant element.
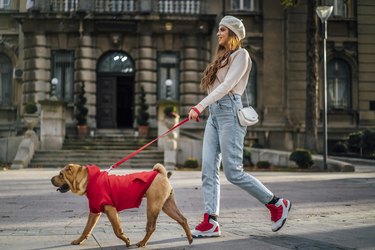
[96,76,134,128]
[96,51,135,128]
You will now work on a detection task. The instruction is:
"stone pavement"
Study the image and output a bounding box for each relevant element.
[1,165,375,250]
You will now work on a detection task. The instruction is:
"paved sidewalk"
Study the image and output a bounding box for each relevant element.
[1,166,374,250]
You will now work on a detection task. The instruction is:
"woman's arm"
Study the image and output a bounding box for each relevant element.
[196,49,251,113]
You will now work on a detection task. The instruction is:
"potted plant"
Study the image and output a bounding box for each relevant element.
[23,102,39,130]
[136,85,150,136]
[75,82,89,138]
[163,105,180,130]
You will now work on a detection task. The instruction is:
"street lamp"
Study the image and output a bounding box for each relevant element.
[316,6,333,170]
[51,78,58,99]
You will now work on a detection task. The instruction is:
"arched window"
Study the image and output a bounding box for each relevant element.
[327,58,351,110]
[243,60,257,107]
[0,53,12,106]
[98,51,134,74]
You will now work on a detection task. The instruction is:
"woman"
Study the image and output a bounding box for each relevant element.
[188,16,291,237]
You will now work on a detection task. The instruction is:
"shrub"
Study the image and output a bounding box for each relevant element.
[183,158,199,168]
[347,129,375,155]
[164,105,178,118]
[348,131,362,154]
[25,102,38,114]
[251,142,264,148]
[137,85,150,126]
[332,141,348,154]
[256,161,271,169]
[243,147,252,167]
[289,149,314,169]
[362,129,375,155]
[75,82,88,125]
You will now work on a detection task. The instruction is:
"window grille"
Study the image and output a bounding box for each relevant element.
[325,0,352,17]
[242,60,257,107]
[0,53,12,107]
[327,59,351,110]
[97,51,134,73]
[157,52,179,100]
[231,0,258,11]
[51,50,74,102]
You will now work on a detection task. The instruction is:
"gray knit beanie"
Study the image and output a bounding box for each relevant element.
[219,16,246,40]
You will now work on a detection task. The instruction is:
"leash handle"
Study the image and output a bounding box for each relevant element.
[107,117,190,172]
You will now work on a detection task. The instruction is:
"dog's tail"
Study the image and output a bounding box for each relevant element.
[153,163,172,179]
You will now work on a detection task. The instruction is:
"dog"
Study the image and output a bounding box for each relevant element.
[51,163,193,247]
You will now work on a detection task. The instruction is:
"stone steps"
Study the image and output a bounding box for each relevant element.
[29,133,164,168]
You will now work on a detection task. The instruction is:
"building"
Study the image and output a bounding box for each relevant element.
[0,0,374,164]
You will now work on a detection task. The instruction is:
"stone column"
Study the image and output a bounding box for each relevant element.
[23,33,50,105]
[39,99,66,150]
[180,35,209,122]
[75,34,97,128]
[135,34,157,127]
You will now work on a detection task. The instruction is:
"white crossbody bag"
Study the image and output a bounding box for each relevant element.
[230,91,259,126]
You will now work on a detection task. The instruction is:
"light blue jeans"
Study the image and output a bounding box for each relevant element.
[201,94,274,216]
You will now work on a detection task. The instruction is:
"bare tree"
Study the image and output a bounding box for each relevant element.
[282,0,319,152]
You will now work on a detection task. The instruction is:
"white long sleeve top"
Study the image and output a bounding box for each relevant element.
[196,48,252,113]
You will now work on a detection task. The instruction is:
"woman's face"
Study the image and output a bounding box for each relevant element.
[217,25,229,46]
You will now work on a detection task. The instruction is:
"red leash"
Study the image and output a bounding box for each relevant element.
[106,118,190,172]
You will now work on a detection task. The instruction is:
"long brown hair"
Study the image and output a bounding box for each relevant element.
[200,29,241,92]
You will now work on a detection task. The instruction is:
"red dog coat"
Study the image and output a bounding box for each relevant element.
[85,165,158,214]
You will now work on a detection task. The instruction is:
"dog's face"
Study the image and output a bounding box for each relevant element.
[51,164,88,196]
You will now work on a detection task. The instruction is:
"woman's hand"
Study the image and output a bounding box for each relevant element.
[189,107,201,122]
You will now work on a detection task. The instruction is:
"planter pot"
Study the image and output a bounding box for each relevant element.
[163,117,179,139]
[138,125,149,136]
[23,114,39,130]
[77,125,89,139]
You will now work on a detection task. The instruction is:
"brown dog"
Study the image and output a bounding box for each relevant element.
[51,163,193,247]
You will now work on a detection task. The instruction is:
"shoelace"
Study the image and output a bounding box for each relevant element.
[267,204,282,221]
[195,218,211,230]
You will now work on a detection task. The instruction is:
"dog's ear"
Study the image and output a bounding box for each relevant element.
[66,164,74,173]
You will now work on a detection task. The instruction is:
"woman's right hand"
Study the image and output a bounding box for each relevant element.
[189,107,200,122]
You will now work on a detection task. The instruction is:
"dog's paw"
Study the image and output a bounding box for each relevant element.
[71,239,83,245]
[136,241,146,247]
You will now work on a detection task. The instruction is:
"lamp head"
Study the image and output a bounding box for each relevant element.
[316,6,333,22]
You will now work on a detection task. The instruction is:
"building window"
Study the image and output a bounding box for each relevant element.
[231,0,259,11]
[0,0,10,9]
[327,59,351,110]
[97,51,134,74]
[51,50,74,102]
[243,60,257,107]
[0,53,12,107]
[157,52,179,101]
[325,0,353,17]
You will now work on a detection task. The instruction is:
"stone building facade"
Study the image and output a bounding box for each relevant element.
[0,0,374,157]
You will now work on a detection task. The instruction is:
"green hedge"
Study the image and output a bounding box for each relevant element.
[289,149,314,169]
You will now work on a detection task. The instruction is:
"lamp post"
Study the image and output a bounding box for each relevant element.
[51,78,58,99]
[316,6,333,170]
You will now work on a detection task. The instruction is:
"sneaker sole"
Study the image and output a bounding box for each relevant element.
[272,202,292,232]
[192,232,221,238]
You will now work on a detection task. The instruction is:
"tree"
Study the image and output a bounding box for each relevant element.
[281,0,319,152]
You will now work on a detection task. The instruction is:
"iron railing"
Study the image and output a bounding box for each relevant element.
[29,0,205,14]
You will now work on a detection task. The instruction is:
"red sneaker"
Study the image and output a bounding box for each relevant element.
[191,213,221,238]
[265,198,291,232]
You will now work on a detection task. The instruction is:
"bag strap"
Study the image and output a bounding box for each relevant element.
[229,89,250,109]
[243,88,250,107]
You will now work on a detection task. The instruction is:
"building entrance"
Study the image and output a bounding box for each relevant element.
[96,51,135,128]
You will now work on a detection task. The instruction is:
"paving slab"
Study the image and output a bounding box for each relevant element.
[1,167,374,250]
